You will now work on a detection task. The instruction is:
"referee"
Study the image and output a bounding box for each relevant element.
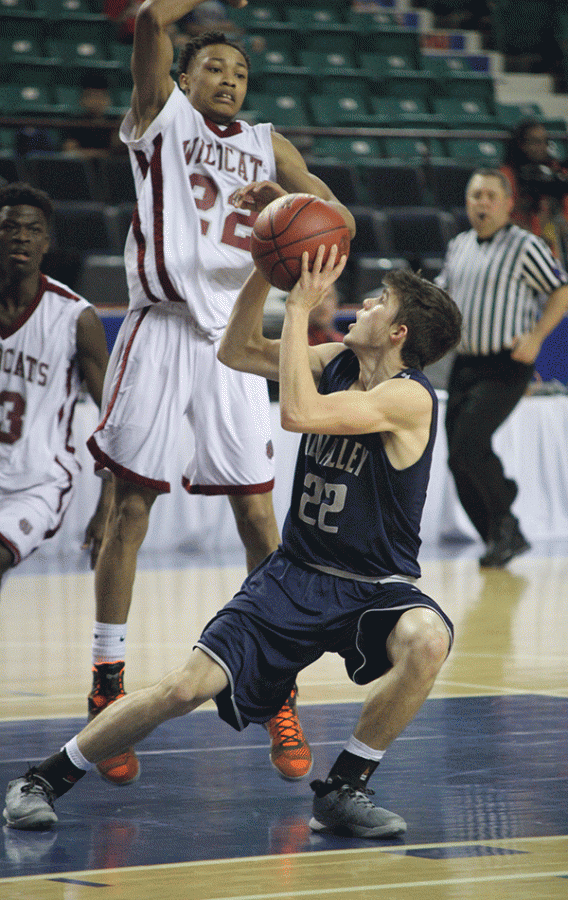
[436,168,568,567]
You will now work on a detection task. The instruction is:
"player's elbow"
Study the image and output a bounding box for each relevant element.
[217,342,242,371]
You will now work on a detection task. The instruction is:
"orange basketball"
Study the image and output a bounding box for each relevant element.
[250,193,350,292]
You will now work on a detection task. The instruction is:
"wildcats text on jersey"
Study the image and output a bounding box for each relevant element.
[0,347,49,385]
[183,138,264,182]
[305,433,369,477]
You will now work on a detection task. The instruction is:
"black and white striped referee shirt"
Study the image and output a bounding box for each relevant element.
[435,223,568,356]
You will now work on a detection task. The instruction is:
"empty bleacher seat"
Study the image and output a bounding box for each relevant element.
[368,97,442,127]
[0,84,56,115]
[284,7,343,26]
[431,98,497,129]
[357,161,426,207]
[298,50,358,74]
[383,136,446,163]
[428,161,475,209]
[97,155,136,205]
[24,153,100,201]
[307,94,370,127]
[446,138,504,166]
[308,136,383,164]
[301,160,362,206]
[245,92,310,127]
[76,254,129,307]
[349,206,392,257]
[382,207,455,266]
[350,255,411,305]
[51,202,121,254]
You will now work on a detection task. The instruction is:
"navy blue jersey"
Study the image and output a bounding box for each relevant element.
[281,350,437,579]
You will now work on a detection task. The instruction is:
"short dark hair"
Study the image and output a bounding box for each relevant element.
[177,30,250,79]
[0,182,53,224]
[386,269,462,369]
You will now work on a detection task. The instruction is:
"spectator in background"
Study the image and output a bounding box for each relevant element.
[62,74,122,157]
[500,119,568,266]
[307,284,344,346]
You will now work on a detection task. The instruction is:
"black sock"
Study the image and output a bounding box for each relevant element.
[327,750,379,791]
[34,750,86,798]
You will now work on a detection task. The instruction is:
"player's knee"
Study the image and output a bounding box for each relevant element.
[393,613,449,681]
[111,489,154,546]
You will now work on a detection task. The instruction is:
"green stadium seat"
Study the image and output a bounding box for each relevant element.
[422,54,472,74]
[0,149,21,182]
[360,26,420,65]
[284,8,343,26]
[438,72,495,103]
[298,50,358,73]
[245,92,310,127]
[0,12,42,42]
[432,98,497,128]
[0,35,44,63]
[494,102,543,127]
[34,0,92,14]
[239,23,293,52]
[110,42,133,70]
[383,136,446,162]
[357,161,426,207]
[358,51,417,75]
[429,161,476,209]
[229,4,283,27]
[301,160,362,206]
[0,130,17,152]
[300,24,359,53]
[308,136,384,164]
[380,70,437,101]
[0,0,33,12]
[446,138,504,166]
[248,47,296,73]
[0,83,56,114]
[25,152,100,201]
[307,93,370,127]
[322,75,370,99]
[250,69,313,96]
[368,97,442,127]
[45,38,109,66]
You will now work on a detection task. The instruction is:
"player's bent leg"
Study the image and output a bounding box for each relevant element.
[4,653,229,830]
[90,477,159,785]
[228,491,280,572]
[355,607,451,751]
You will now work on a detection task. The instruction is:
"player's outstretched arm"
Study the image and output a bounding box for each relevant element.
[218,268,281,379]
[272,132,356,237]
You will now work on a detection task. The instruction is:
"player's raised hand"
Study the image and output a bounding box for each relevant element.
[288,244,347,311]
[230,181,287,211]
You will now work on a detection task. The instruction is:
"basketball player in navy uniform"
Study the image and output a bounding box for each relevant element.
[4,244,462,839]
[0,183,110,588]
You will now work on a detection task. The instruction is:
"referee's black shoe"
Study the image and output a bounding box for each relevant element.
[479,514,531,568]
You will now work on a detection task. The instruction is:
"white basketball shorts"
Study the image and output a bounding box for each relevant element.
[0,475,75,565]
[88,305,275,494]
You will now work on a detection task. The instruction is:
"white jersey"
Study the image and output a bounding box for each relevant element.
[120,86,277,339]
[0,275,91,493]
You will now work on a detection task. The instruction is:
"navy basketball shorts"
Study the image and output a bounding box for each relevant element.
[195,548,454,731]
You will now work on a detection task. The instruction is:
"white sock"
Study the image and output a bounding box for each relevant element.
[91,621,127,666]
[64,736,94,772]
[344,735,386,763]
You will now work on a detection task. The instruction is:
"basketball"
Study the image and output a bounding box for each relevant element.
[250,193,351,292]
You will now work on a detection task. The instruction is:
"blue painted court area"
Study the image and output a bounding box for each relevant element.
[1,695,567,878]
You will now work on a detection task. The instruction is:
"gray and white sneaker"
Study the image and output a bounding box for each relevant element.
[309,777,407,839]
[3,770,58,830]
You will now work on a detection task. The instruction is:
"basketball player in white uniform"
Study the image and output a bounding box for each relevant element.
[0,183,110,587]
[84,0,355,788]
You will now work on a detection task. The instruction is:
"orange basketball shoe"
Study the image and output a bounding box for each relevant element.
[88,662,140,786]
[265,685,312,781]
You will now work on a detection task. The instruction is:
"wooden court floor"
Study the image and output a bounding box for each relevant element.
[0,543,567,900]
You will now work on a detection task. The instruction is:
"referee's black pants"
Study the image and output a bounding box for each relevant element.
[445,350,534,542]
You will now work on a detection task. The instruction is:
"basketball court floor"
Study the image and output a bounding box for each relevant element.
[1,537,567,899]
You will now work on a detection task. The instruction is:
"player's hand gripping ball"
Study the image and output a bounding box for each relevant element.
[250,193,351,291]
